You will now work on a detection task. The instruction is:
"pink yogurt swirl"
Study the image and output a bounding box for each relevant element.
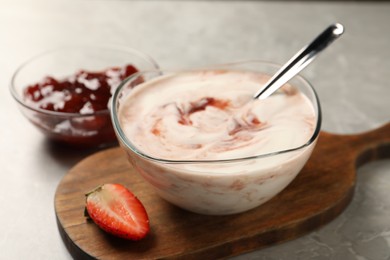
[119,70,316,161]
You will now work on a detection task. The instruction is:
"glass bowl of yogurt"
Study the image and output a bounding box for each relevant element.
[111,61,321,215]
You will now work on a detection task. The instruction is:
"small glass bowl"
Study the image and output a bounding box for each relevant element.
[10,45,159,148]
[111,61,322,215]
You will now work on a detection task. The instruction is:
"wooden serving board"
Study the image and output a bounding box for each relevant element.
[55,123,390,260]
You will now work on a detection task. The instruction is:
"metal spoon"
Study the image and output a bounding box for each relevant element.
[253,23,344,100]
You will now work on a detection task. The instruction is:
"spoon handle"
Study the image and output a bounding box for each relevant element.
[254,23,344,100]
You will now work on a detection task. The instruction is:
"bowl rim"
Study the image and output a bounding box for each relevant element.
[9,44,159,118]
[111,60,322,164]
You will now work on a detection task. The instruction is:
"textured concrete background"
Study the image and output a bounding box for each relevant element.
[1,1,389,259]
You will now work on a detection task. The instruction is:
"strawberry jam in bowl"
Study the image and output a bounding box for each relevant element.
[10,45,159,147]
[112,61,322,215]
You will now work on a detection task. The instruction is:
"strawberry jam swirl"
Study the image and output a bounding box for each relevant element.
[119,70,316,161]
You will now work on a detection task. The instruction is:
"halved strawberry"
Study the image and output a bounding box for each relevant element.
[85,183,150,240]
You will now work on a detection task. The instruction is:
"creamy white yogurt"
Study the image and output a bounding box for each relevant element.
[119,70,315,162]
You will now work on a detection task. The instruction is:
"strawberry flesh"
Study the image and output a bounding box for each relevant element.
[85,183,150,240]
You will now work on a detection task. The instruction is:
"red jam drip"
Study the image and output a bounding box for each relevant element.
[228,117,263,136]
[178,97,230,125]
[178,97,264,136]
[23,64,138,113]
[188,97,229,114]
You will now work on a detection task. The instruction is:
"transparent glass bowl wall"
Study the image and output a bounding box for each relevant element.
[111,61,322,215]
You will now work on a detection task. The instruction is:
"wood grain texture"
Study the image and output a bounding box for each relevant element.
[54,123,390,260]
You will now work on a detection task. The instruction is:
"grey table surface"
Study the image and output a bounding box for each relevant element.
[1,0,389,259]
